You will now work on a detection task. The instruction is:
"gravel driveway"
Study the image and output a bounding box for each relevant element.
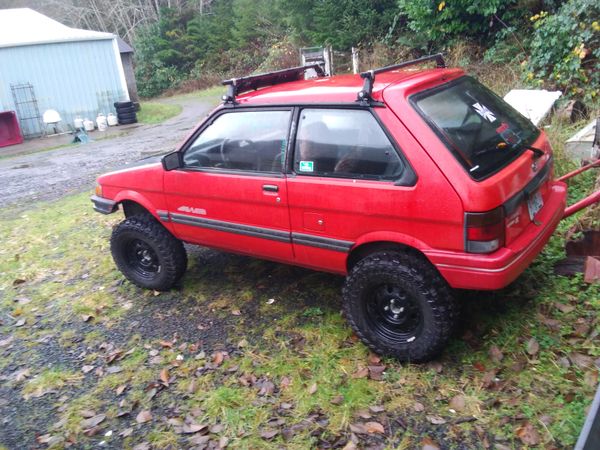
[0,97,216,210]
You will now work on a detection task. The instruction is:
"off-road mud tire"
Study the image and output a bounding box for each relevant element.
[342,251,457,362]
[118,117,138,125]
[111,215,187,291]
[117,112,137,121]
[116,105,136,114]
[114,101,133,108]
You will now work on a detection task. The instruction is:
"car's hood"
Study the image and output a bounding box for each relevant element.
[122,152,165,169]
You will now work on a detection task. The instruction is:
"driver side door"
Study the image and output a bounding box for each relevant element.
[163,107,294,263]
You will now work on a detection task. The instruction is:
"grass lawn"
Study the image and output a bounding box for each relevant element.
[166,85,224,102]
[0,115,598,449]
[136,85,223,126]
[136,102,183,125]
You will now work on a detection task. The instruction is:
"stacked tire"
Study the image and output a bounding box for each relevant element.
[114,101,138,125]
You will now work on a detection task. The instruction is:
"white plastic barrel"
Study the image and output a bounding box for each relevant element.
[107,113,118,126]
[83,118,95,132]
[96,114,108,131]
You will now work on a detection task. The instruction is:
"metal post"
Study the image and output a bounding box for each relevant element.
[323,46,332,76]
[576,382,600,449]
[352,47,359,74]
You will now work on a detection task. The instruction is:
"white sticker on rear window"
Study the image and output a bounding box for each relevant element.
[299,161,314,172]
[472,102,497,123]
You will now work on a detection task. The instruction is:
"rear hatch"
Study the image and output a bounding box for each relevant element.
[409,76,554,252]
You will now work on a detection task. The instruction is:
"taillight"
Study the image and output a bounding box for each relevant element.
[465,207,505,253]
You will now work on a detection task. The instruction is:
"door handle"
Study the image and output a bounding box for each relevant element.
[262,184,279,192]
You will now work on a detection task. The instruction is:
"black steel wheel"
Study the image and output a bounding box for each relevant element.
[124,238,160,280]
[343,251,457,362]
[365,283,424,344]
[111,215,187,290]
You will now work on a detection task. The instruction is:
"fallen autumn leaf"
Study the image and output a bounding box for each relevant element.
[136,410,152,424]
[526,337,540,356]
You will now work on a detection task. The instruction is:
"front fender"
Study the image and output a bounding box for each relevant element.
[113,190,162,221]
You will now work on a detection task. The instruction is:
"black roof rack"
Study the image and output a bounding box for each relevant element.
[357,53,446,104]
[222,64,325,104]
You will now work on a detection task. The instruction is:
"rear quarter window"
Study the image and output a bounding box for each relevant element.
[411,76,540,180]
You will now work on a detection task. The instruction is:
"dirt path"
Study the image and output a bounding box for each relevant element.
[0,97,216,209]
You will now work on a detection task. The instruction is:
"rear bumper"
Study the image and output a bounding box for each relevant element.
[90,195,118,214]
[425,182,567,290]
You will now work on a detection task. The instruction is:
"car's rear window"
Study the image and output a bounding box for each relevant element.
[412,76,540,180]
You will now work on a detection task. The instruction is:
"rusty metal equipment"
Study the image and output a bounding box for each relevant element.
[560,159,600,219]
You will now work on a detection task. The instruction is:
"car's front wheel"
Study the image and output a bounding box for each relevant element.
[110,215,187,291]
[342,251,457,362]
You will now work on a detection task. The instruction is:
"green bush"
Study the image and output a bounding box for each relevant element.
[136,63,183,98]
[526,0,600,100]
[255,36,300,73]
[397,0,519,45]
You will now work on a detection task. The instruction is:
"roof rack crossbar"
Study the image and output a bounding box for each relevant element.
[357,53,445,103]
[222,64,325,104]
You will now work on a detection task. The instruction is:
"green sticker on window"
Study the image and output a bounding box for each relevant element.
[299,161,314,172]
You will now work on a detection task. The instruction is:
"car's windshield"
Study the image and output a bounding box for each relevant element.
[412,76,540,180]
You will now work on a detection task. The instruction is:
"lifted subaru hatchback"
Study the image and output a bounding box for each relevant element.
[92,55,568,362]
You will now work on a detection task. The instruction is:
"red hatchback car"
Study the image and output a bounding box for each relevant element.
[92,55,567,362]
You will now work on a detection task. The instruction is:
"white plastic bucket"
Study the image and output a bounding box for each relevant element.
[107,113,118,126]
[83,118,95,132]
[96,114,108,131]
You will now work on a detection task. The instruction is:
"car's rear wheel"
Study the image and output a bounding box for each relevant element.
[342,251,457,362]
[111,215,187,290]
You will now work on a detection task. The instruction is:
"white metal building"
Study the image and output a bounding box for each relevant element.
[0,8,130,137]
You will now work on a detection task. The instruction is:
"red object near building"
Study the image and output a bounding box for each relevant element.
[90,56,596,362]
[0,111,23,148]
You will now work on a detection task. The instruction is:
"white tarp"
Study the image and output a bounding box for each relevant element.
[503,89,562,126]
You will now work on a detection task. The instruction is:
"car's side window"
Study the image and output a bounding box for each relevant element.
[293,109,403,180]
[183,110,291,172]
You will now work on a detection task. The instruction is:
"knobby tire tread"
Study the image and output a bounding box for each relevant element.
[342,251,457,362]
[111,215,187,291]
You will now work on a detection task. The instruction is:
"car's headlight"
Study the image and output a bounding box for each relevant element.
[95,184,103,197]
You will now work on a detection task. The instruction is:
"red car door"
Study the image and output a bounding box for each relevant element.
[163,108,294,263]
[285,107,463,274]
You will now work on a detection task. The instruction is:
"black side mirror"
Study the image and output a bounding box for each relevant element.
[162,151,182,171]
